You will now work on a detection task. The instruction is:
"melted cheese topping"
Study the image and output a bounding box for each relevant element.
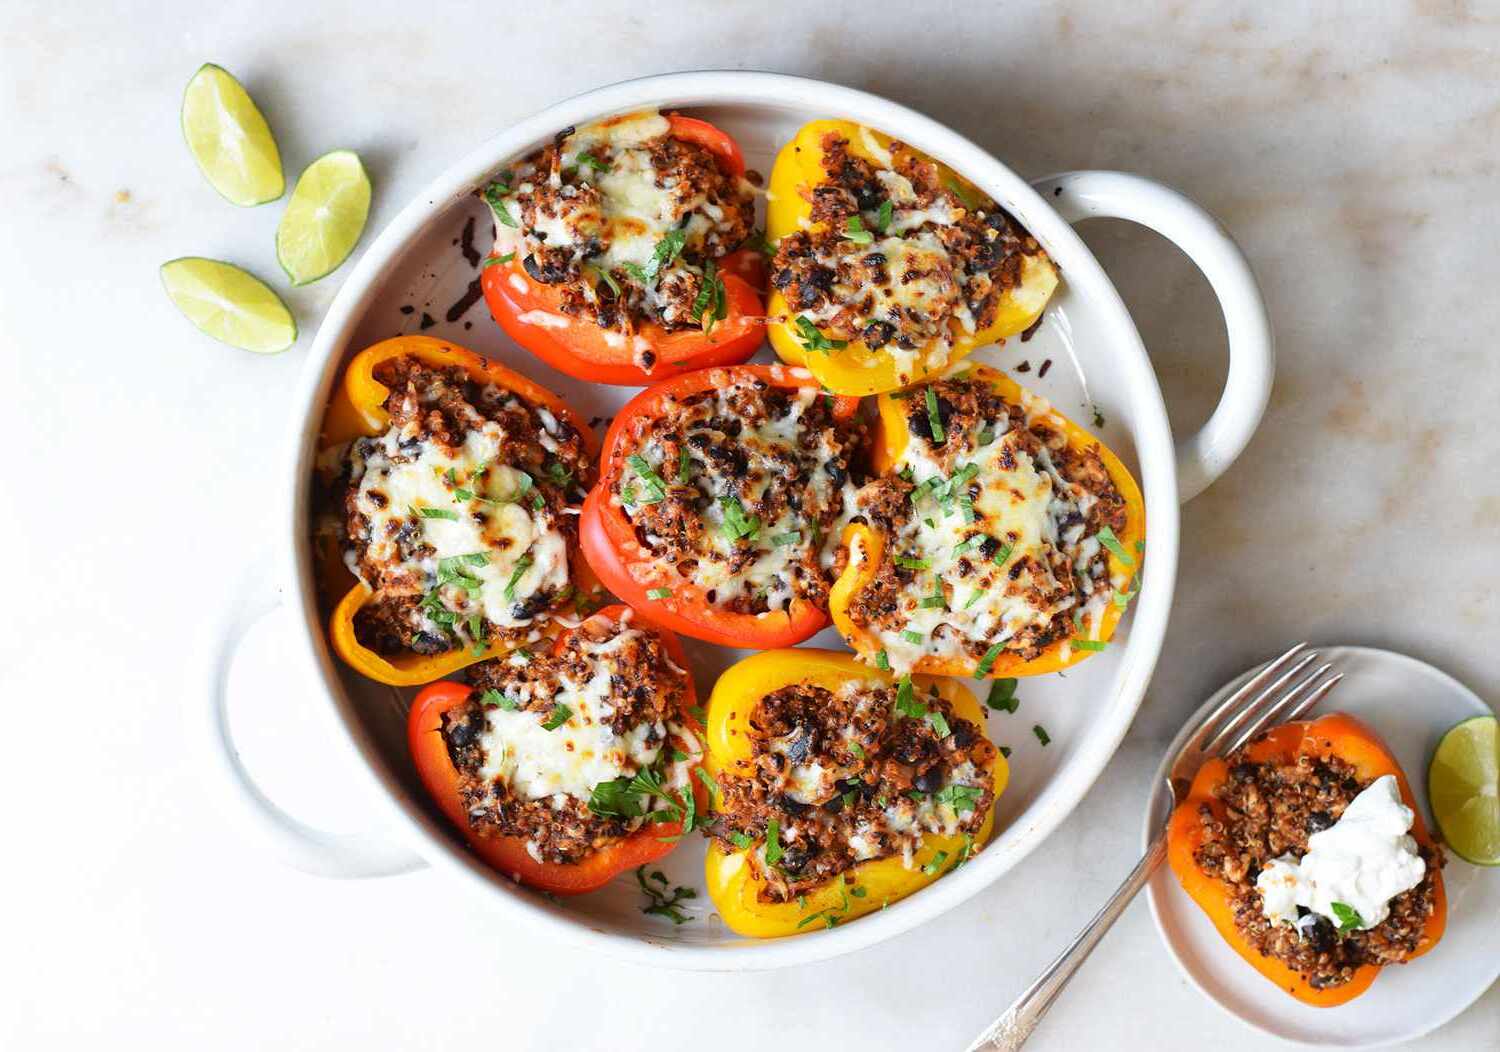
[476,627,666,801]
[863,392,1119,674]
[349,421,568,645]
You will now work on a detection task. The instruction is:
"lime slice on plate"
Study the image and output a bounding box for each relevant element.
[160,257,297,353]
[276,149,372,286]
[181,63,284,206]
[1428,714,1500,865]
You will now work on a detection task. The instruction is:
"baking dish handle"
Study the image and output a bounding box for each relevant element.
[1032,170,1273,503]
[200,558,427,879]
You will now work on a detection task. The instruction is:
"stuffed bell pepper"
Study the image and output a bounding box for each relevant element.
[701,649,1006,936]
[407,605,706,894]
[828,364,1144,677]
[1168,713,1446,1006]
[580,364,863,648]
[480,110,767,385]
[316,335,599,686]
[765,119,1059,395]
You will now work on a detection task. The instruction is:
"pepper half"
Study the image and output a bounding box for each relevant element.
[701,649,1007,937]
[1167,713,1447,1006]
[407,604,705,895]
[765,118,1059,396]
[480,114,767,386]
[828,364,1145,678]
[318,335,598,686]
[579,364,860,648]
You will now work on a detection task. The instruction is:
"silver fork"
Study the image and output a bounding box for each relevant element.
[965,642,1343,1051]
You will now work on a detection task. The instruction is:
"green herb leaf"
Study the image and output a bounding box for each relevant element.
[718,494,761,541]
[1095,525,1134,567]
[414,506,460,521]
[845,215,874,245]
[626,453,668,503]
[895,554,931,570]
[771,530,802,547]
[873,199,893,232]
[926,710,951,738]
[504,553,533,600]
[986,678,1019,712]
[992,542,1014,567]
[541,703,572,731]
[901,629,924,645]
[576,151,610,172]
[644,228,688,281]
[895,676,927,718]
[924,387,946,444]
[646,587,672,600]
[1072,639,1108,652]
[935,784,985,814]
[921,851,950,875]
[874,650,890,671]
[730,831,754,850]
[634,865,697,924]
[793,315,847,353]
[479,688,517,710]
[1033,724,1051,746]
[976,641,1006,676]
[918,587,946,610]
[481,252,515,268]
[765,818,783,865]
[1331,901,1365,934]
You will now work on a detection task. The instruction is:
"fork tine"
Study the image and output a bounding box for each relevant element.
[1186,643,1310,754]
[1221,663,1334,756]
[1202,651,1319,755]
[1278,671,1343,726]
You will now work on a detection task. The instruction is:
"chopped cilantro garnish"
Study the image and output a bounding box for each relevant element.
[771,530,802,547]
[918,587,946,610]
[1331,901,1364,934]
[895,554,931,570]
[986,678,1019,713]
[901,629,924,645]
[844,214,874,245]
[874,650,890,671]
[646,587,672,600]
[1000,745,1013,758]
[730,831,754,850]
[1095,525,1134,567]
[541,703,572,731]
[992,542,1014,566]
[718,494,761,541]
[676,447,693,482]
[924,387,946,443]
[976,427,996,445]
[873,199,893,232]
[765,818,783,865]
[690,258,728,334]
[576,151,609,172]
[479,688,517,710]
[793,315,847,353]
[895,676,926,718]
[921,851,950,875]
[935,784,984,813]
[976,641,1007,676]
[926,710,951,738]
[642,228,688,281]
[1033,724,1051,746]
[503,553,533,600]
[481,252,515,268]
[414,506,459,521]
[634,866,696,924]
[625,453,668,503]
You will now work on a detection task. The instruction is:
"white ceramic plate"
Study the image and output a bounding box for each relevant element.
[203,72,1274,969]
[1144,645,1500,1047]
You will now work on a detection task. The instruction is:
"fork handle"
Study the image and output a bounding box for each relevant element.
[965,831,1169,1051]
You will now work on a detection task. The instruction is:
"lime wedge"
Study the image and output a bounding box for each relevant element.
[160,257,296,354]
[1428,714,1500,866]
[181,63,284,206]
[276,150,372,286]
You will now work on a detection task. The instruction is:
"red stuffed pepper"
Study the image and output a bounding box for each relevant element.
[580,364,862,648]
[407,605,706,895]
[480,110,766,385]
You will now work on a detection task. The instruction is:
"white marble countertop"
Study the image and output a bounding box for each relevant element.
[3,1,1497,1048]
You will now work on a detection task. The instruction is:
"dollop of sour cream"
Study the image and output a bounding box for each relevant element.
[1256,774,1426,931]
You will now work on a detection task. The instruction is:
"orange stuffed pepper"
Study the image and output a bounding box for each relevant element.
[1168,713,1446,1006]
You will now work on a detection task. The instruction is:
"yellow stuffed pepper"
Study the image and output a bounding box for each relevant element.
[765,119,1059,396]
[316,335,599,686]
[828,364,1144,678]
[702,649,1007,937]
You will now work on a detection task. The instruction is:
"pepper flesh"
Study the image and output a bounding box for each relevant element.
[765,119,1059,396]
[827,364,1145,678]
[701,649,1007,937]
[1166,712,1447,1007]
[406,605,704,895]
[579,365,860,648]
[319,335,598,686]
[481,115,766,386]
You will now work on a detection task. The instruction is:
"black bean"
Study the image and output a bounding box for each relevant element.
[913,767,945,794]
